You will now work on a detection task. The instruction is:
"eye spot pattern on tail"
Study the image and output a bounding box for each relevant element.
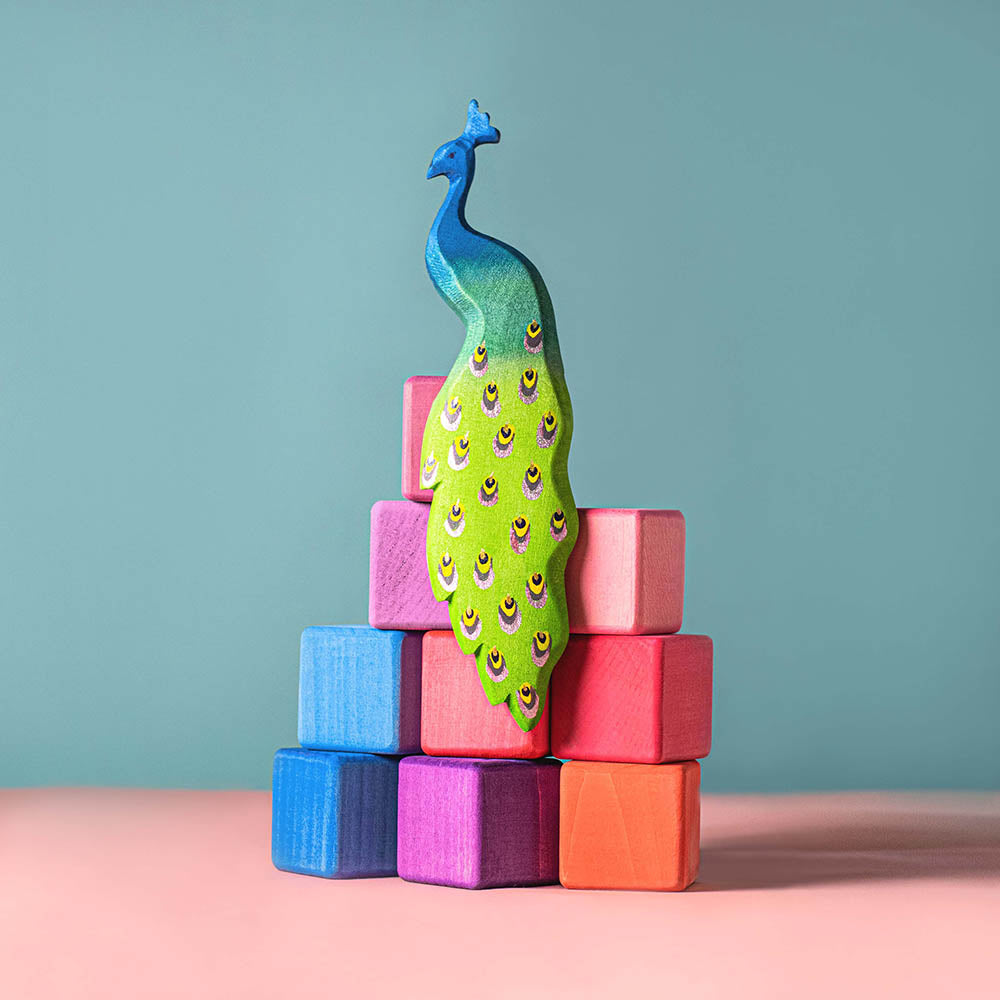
[522,463,543,500]
[485,645,507,682]
[510,517,530,554]
[526,573,547,609]
[517,683,540,719]
[478,475,498,507]
[444,501,465,537]
[498,595,521,634]
[437,553,458,592]
[530,631,551,668]
[493,423,515,458]
[518,368,538,405]
[470,342,488,376]
[448,434,470,470]
[524,321,543,354]
[440,396,462,431]
[550,510,567,541]
[474,549,494,589]
[460,606,482,640]
[481,382,501,417]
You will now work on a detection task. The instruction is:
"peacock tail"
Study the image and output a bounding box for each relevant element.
[419,100,578,732]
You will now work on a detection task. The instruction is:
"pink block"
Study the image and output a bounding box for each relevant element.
[401,375,446,502]
[566,508,685,634]
[369,500,450,631]
[421,631,550,759]
[369,501,685,635]
[550,634,713,764]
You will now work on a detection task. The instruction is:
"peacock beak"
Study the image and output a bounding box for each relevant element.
[427,162,440,179]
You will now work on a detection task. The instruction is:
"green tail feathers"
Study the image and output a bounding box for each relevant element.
[420,333,578,731]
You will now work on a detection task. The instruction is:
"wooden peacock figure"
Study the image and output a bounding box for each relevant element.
[420,100,578,732]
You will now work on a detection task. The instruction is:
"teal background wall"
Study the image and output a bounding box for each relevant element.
[2,1,997,790]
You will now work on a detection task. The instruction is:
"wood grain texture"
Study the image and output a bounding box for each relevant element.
[421,630,549,758]
[550,634,712,763]
[559,760,700,891]
[370,501,685,634]
[298,626,422,754]
[567,508,685,634]
[401,376,445,501]
[369,501,451,630]
[271,749,399,879]
[397,756,561,889]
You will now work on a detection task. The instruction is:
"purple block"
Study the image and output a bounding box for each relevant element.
[397,756,561,889]
[369,501,450,631]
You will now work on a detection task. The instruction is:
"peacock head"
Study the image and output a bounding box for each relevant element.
[427,99,500,181]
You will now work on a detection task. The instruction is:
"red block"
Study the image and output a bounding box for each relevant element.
[550,634,712,763]
[369,501,685,635]
[401,375,446,502]
[421,631,550,759]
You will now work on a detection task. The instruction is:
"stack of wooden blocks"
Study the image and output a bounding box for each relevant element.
[272,376,713,890]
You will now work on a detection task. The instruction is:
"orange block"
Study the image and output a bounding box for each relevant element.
[559,760,700,891]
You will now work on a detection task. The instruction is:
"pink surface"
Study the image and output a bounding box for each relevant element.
[2,790,998,999]
[421,630,550,758]
[369,501,685,634]
[401,375,445,502]
[551,634,712,763]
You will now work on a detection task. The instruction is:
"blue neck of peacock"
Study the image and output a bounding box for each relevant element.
[431,170,475,257]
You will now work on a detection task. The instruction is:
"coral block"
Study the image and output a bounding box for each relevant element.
[271,749,399,879]
[560,760,700,891]
[369,501,684,634]
[567,508,685,634]
[420,631,549,758]
[369,501,451,631]
[298,626,422,754]
[401,375,446,502]
[550,634,712,763]
[397,756,561,889]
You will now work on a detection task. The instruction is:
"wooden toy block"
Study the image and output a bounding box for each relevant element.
[566,507,685,634]
[397,756,561,889]
[369,501,685,634]
[559,760,700,891]
[298,626,422,754]
[550,634,712,763]
[369,501,451,631]
[420,631,550,759]
[402,375,446,501]
[271,748,398,878]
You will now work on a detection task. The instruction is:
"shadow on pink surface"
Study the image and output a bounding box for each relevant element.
[697,792,1000,890]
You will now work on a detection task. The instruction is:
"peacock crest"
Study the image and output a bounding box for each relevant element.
[420,100,578,731]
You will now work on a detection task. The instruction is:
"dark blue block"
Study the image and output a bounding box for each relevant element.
[298,625,422,754]
[271,748,399,878]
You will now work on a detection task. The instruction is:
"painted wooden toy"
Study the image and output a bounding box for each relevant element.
[421,630,550,759]
[559,760,701,891]
[298,626,422,754]
[418,100,578,732]
[272,749,399,879]
[550,634,712,764]
[397,756,561,889]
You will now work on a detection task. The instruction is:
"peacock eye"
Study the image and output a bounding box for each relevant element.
[447,152,455,159]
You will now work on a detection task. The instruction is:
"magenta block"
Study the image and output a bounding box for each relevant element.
[396,757,561,889]
[369,500,450,631]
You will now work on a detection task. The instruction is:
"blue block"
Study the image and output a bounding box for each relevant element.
[271,748,399,878]
[298,625,422,753]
